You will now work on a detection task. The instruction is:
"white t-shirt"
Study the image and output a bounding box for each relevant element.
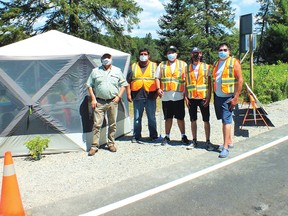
[155,60,187,101]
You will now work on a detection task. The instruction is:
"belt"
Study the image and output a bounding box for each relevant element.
[96,97,115,102]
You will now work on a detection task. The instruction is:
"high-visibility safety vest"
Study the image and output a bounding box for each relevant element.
[130,61,157,92]
[160,59,186,92]
[186,63,209,99]
[213,56,238,94]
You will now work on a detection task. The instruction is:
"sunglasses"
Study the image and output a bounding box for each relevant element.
[219,49,228,52]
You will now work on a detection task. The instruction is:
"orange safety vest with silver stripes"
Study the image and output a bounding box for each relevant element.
[160,59,186,92]
[212,56,237,94]
[131,61,157,92]
[186,63,209,99]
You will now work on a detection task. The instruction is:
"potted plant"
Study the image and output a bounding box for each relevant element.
[24,136,50,160]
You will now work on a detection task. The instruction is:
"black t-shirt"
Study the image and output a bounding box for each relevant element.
[127,63,157,100]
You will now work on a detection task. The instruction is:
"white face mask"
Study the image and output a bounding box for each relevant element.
[102,58,112,66]
[139,55,149,62]
[167,53,177,61]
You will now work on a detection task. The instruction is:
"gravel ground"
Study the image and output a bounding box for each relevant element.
[0,99,288,211]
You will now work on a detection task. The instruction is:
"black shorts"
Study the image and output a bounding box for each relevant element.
[188,99,210,122]
[162,99,185,120]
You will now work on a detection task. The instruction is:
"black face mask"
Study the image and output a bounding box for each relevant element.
[192,53,200,61]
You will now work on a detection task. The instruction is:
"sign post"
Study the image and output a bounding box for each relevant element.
[239,14,255,89]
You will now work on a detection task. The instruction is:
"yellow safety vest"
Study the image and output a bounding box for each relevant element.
[160,59,186,92]
[131,61,157,92]
[213,57,237,94]
[186,63,209,99]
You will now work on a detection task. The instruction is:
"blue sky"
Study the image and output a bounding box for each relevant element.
[130,0,260,38]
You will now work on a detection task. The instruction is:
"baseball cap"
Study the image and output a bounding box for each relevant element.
[191,47,202,53]
[167,46,178,52]
[101,53,112,59]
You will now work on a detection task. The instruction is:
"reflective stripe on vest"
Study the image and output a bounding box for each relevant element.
[186,63,209,99]
[131,61,157,92]
[160,60,185,92]
[213,57,237,94]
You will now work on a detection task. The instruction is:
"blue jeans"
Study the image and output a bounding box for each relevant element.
[133,99,158,139]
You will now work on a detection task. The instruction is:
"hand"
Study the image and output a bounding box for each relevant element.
[127,95,132,102]
[203,98,210,107]
[113,95,121,103]
[91,99,97,109]
[185,97,190,108]
[227,98,237,110]
[157,89,164,98]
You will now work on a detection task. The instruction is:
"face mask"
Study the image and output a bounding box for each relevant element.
[139,55,148,62]
[167,53,177,61]
[102,58,112,66]
[218,51,229,59]
[192,53,200,62]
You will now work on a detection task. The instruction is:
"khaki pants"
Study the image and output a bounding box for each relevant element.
[92,100,118,148]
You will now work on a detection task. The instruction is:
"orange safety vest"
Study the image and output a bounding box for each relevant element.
[130,61,157,92]
[186,63,209,99]
[212,56,238,94]
[160,59,186,92]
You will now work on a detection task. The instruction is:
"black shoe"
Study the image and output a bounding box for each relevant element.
[186,139,197,150]
[206,141,215,151]
[131,138,143,144]
[161,136,170,146]
[149,137,162,143]
[181,135,190,145]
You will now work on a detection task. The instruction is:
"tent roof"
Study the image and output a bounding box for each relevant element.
[0,30,129,57]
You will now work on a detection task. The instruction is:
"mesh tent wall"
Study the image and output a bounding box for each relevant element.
[0,30,131,156]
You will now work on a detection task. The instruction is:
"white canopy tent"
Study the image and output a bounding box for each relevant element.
[0,30,131,156]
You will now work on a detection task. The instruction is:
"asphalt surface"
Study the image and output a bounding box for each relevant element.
[30,124,288,216]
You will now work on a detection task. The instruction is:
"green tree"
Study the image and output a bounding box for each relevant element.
[0,0,142,46]
[157,0,198,62]
[157,0,236,64]
[256,0,288,63]
[255,0,276,63]
[261,24,288,63]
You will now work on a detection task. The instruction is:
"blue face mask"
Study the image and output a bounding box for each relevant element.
[167,53,177,61]
[218,51,229,59]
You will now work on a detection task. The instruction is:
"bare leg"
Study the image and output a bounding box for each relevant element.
[191,120,197,140]
[177,119,185,134]
[223,123,232,149]
[204,121,210,141]
[165,118,173,135]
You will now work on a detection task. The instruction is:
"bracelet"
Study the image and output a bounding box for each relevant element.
[156,88,160,91]
[116,95,121,99]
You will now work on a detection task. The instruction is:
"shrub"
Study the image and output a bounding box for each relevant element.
[24,136,50,160]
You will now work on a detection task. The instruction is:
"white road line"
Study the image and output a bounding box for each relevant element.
[80,136,288,216]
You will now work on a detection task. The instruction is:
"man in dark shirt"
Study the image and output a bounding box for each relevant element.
[126,48,159,143]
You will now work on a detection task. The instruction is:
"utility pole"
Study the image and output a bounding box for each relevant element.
[249,34,254,89]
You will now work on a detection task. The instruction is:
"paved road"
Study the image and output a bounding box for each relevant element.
[105,139,288,216]
[31,125,288,216]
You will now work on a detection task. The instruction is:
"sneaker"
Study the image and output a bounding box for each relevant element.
[218,144,234,151]
[108,145,117,152]
[149,137,162,143]
[131,138,143,144]
[181,135,190,145]
[219,148,229,158]
[186,139,197,150]
[206,141,215,151]
[161,136,170,146]
[228,144,234,148]
[88,147,98,156]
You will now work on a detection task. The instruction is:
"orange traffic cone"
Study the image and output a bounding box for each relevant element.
[0,151,25,216]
